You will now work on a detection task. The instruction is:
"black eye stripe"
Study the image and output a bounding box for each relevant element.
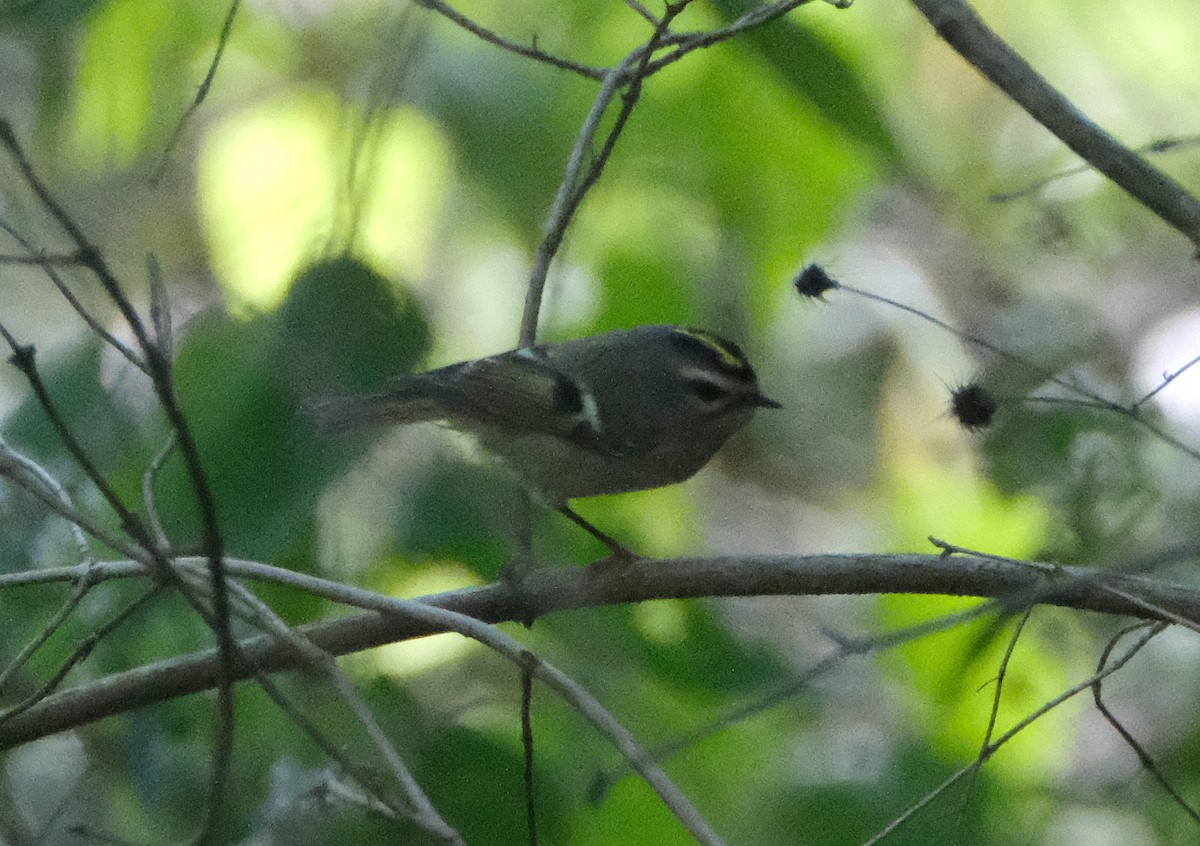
[684,378,729,402]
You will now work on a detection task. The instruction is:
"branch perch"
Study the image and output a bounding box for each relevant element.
[2,550,1196,750]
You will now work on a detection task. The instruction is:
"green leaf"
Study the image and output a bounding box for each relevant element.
[278,256,431,396]
[710,0,901,164]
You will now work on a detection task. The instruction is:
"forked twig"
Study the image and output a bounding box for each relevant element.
[0,119,237,844]
[862,622,1165,844]
[1092,624,1200,825]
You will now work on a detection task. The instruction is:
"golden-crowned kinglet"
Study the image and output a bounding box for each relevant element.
[319,325,780,556]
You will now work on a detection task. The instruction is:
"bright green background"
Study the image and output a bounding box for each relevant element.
[2,0,1200,843]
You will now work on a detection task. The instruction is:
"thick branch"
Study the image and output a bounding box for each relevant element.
[1,551,1196,750]
[909,0,1200,249]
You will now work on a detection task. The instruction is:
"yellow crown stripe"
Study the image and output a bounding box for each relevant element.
[674,328,745,369]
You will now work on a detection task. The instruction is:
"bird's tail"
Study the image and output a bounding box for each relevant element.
[311,388,442,434]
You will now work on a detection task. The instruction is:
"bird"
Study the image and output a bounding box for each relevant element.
[317,324,780,557]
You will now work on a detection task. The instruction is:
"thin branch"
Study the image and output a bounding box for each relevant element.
[413,0,605,79]
[236,565,728,845]
[5,551,1200,751]
[195,562,728,844]
[930,537,1200,632]
[0,586,164,725]
[955,608,1032,825]
[521,2,691,345]
[979,608,1031,752]
[0,251,87,266]
[908,0,1200,250]
[520,52,641,345]
[0,334,151,542]
[424,0,837,347]
[0,122,149,342]
[991,133,1200,203]
[151,0,242,183]
[143,435,177,550]
[1095,583,1200,636]
[0,121,237,840]
[0,568,100,695]
[862,622,1165,845]
[1092,624,1200,825]
[592,601,999,798]
[222,576,463,843]
[645,0,818,71]
[0,449,154,566]
[860,764,968,846]
[831,281,1200,463]
[0,544,459,838]
[413,0,838,91]
[0,437,93,561]
[146,253,173,361]
[0,220,144,371]
[623,0,661,26]
[1134,352,1200,411]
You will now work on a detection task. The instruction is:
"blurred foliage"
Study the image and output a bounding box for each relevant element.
[2,0,1200,844]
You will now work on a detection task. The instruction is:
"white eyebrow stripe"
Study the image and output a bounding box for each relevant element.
[678,367,736,386]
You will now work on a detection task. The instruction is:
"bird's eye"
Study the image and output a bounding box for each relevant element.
[684,379,728,403]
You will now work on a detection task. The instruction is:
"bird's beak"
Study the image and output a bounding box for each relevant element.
[753,391,782,409]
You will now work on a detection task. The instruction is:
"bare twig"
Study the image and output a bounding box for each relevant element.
[521,657,539,846]
[231,566,729,845]
[143,435,178,550]
[932,537,1200,632]
[146,253,173,361]
[0,251,87,266]
[623,0,661,26]
[980,608,1031,751]
[0,586,164,725]
[521,2,691,345]
[0,220,144,371]
[1092,624,1200,825]
[830,281,1200,463]
[909,0,1200,250]
[992,133,1200,203]
[413,0,605,79]
[0,438,93,561]
[862,622,1165,844]
[0,120,236,842]
[1096,584,1200,635]
[152,0,242,182]
[1134,352,1200,412]
[520,54,639,345]
[0,333,149,541]
[220,575,464,843]
[955,608,1032,825]
[645,0,818,69]
[592,601,999,798]
[0,453,153,566]
[0,570,99,695]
